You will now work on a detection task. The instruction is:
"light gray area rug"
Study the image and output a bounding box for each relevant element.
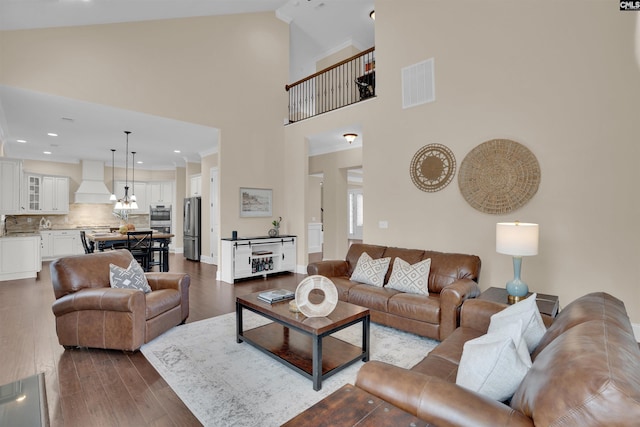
[141,311,438,427]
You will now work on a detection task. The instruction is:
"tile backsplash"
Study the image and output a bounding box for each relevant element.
[4,204,150,233]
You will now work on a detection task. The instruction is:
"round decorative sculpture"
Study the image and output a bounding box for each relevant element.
[458,139,540,214]
[295,275,339,318]
[410,143,456,192]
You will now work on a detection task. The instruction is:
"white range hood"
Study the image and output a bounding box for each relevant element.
[74,160,112,204]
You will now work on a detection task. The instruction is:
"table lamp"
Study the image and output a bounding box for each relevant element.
[496,222,539,304]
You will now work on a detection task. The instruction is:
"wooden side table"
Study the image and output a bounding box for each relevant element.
[479,287,559,318]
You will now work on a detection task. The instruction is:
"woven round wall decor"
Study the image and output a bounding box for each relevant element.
[410,143,456,192]
[458,139,540,214]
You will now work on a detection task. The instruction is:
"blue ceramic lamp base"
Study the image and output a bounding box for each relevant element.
[506,256,529,304]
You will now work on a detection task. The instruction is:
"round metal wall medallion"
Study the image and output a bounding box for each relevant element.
[410,143,456,192]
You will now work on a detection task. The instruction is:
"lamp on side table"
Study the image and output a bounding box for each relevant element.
[496,221,539,304]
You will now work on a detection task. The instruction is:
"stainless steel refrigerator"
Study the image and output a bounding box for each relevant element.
[183,196,201,261]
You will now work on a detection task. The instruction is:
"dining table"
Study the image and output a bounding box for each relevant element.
[86,231,174,272]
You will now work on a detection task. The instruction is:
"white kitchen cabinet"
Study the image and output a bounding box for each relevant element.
[25,174,69,214]
[220,236,297,283]
[42,176,69,213]
[40,230,83,260]
[0,158,22,214]
[190,175,201,197]
[0,235,42,281]
[148,181,174,206]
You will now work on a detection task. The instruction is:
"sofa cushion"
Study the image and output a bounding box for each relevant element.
[330,277,359,301]
[531,292,631,359]
[109,260,152,294]
[387,293,439,324]
[350,252,391,287]
[345,243,386,277]
[456,320,532,402]
[511,320,640,426]
[488,293,546,353]
[381,247,425,284]
[386,257,431,295]
[348,284,400,312]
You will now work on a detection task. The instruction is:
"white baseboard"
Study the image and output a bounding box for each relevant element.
[199,255,216,265]
[633,323,640,342]
[296,264,307,275]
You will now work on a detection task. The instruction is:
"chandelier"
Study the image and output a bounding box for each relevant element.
[114,131,138,210]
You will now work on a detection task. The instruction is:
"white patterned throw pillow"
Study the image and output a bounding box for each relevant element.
[386,257,431,295]
[350,252,391,287]
[456,320,532,402]
[488,293,546,353]
[109,260,152,294]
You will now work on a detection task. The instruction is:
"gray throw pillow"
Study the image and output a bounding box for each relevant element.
[109,260,152,294]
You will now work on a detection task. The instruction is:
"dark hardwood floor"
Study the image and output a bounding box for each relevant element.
[0,254,307,426]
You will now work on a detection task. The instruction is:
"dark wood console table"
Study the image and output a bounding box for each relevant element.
[479,287,559,318]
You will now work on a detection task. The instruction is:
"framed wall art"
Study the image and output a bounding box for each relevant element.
[240,187,272,217]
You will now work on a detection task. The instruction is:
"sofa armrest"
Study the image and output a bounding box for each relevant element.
[307,260,350,277]
[145,273,191,322]
[459,298,508,332]
[438,278,481,340]
[356,361,533,427]
[52,288,145,317]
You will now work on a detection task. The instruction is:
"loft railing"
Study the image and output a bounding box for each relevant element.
[285,47,375,123]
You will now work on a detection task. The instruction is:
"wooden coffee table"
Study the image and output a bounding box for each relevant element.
[236,291,370,391]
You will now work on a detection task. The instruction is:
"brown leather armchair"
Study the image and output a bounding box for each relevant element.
[50,249,190,352]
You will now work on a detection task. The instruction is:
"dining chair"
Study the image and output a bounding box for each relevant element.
[126,230,153,271]
[79,230,93,254]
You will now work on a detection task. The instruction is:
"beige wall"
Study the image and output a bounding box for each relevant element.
[316,45,361,71]
[1,13,289,269]
[285,0,640,324]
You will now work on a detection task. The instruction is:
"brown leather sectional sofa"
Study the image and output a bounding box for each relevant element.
[50,249,190,352]
[307,243,481,341]
[353,292,640,426]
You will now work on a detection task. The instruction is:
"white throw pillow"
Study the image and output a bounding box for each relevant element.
[456,320,532,402]
[350,252,391,287]
[109,260,152,294]
[386,257,431,296]
[488,293,546,353]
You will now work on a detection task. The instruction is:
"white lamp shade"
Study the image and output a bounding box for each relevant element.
[496,222,539,256]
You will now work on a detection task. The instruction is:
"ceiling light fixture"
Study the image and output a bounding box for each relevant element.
[17,139,26,143]
[343,133,358,144]
[47,133,58,137]
[114,131,138,210]
[369,10,375,20]
[43,151,52,154]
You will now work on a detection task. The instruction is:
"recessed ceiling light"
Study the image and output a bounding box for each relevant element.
[43,151,52,155]
[174,150,181,153]
[17,139,27,143]
[369,10,375,20]
[47,133,58,137]
[137,161,143,164]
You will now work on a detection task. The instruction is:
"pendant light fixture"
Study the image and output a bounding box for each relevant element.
[109,148,117,201]
[131,151,137,202]
[114,131,138,210]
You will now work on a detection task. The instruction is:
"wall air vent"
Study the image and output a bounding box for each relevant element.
[401,58,435,109]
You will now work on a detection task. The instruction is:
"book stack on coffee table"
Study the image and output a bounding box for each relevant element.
[257,289,295,304]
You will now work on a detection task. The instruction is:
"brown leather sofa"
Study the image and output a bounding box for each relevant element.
[352,292,640,426]
[307,243,481,340]
[50,249,190,352]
